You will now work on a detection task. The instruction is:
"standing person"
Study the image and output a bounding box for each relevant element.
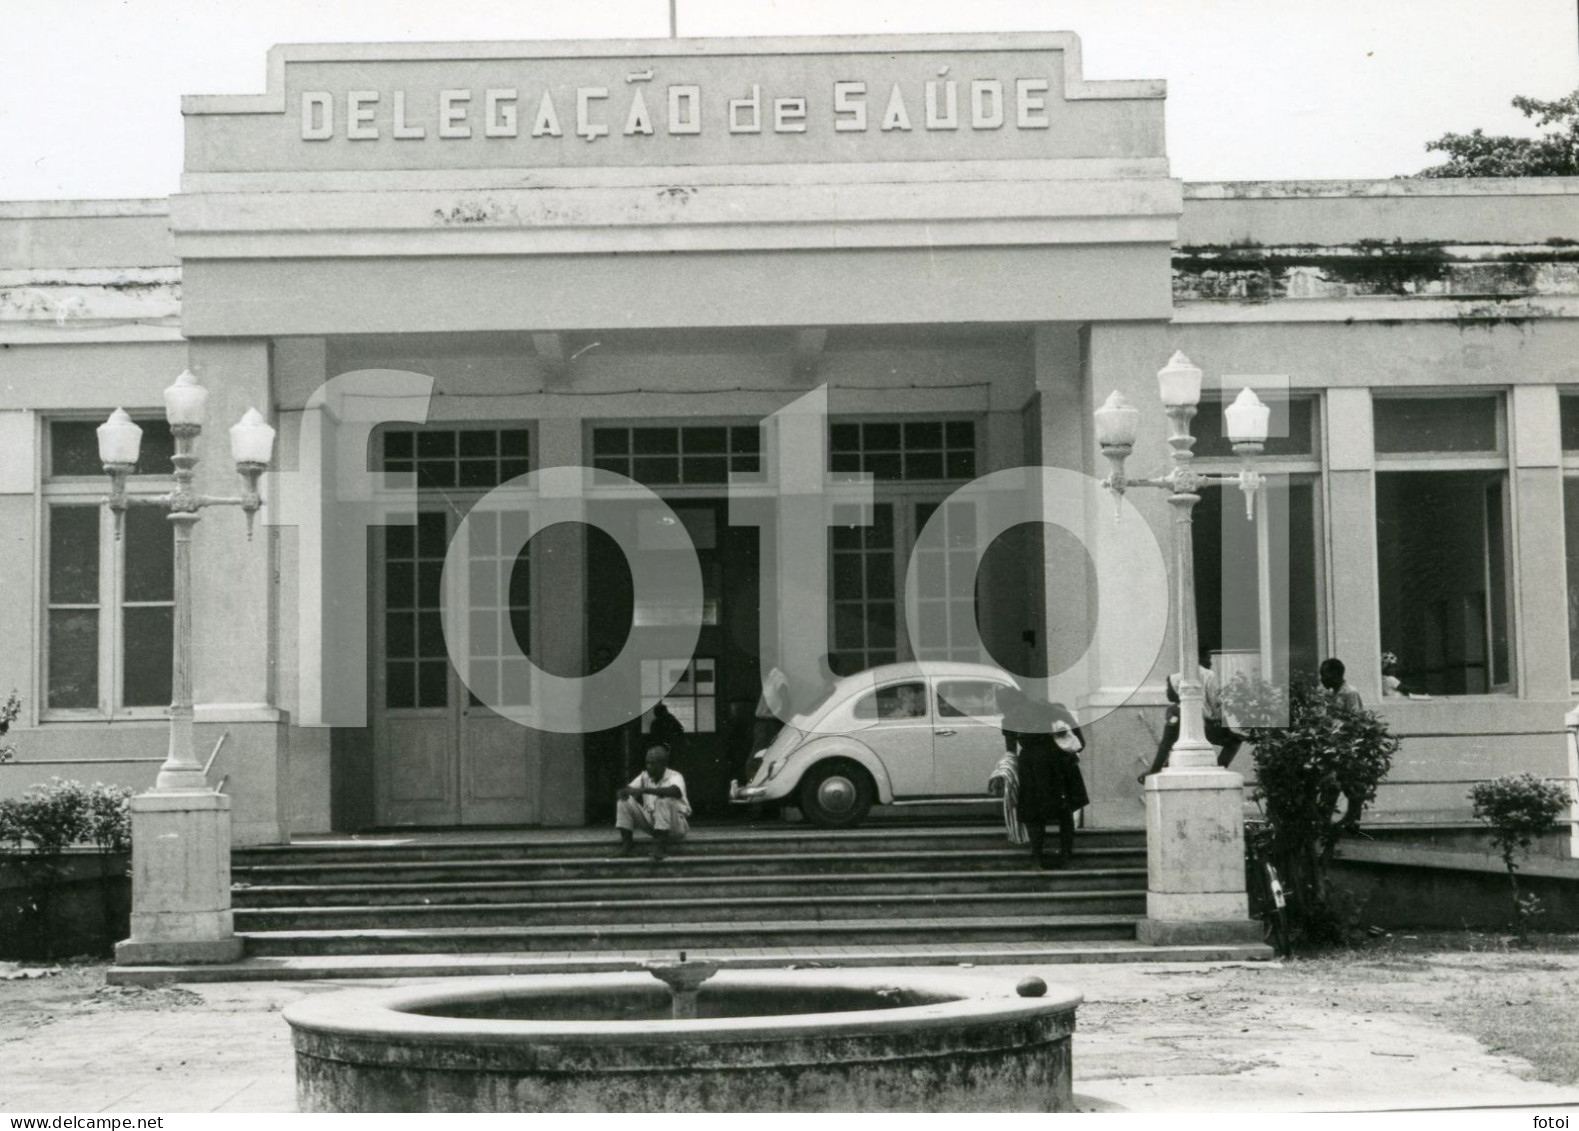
[1319,657,1364,713]
[648,701,686,758]
[752,663,790,754]
[615,743,692,861]
[1139,651,1243,780]
[989,686,1090,869]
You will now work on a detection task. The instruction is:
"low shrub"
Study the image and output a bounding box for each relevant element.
[0,779,134,854]
[1470,773,1570,941]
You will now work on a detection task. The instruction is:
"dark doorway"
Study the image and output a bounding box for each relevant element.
[585,498,761,821]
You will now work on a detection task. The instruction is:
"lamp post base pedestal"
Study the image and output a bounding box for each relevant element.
[114,790,243,966]
[115,937,245,965]
[1136,917,1264,946]
[1140,761,1259,946]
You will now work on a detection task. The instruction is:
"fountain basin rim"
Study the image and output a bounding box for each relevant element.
[284,971,1082,1048]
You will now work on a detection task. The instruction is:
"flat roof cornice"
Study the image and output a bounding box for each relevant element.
[1186,177,1579,199]
[181,31,1165,116]
[0,199,170,218]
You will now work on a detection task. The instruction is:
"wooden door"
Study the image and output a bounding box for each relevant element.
[372,507,532,827]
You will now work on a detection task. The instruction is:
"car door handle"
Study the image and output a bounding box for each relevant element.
[934,729,957,737]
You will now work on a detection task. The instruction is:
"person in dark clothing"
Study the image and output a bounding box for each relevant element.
[648,702,686,761]
[1139,651,1243,781]
[990,685,1090,869]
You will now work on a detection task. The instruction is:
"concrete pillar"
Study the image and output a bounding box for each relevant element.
[1080,323,1172,826]
[1509,385,1571,701]
[1324,388,1383,704]
[271,338,333,835]
[534,422,587,826]
[186,338,287,846]
[1034,325,1094,681]
[982,359,1029,673]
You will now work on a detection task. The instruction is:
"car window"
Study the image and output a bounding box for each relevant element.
[853,681,928,721]
[937,680,1003,719]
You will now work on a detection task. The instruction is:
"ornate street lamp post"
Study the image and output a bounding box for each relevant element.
[98,375,274,791]
[1093,351,1270,946]
[98,371,275,965]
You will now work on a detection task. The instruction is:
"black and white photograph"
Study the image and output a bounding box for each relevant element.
[3,0,1579,1117]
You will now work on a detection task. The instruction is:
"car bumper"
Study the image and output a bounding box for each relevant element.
[729,779,769,802]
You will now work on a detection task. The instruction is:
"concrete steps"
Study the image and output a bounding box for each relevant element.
[241,914,1143,957]
[229,849,1146,886]
[236,890,1146,931]
[233,867,1146,907]
[231,823,1149,958]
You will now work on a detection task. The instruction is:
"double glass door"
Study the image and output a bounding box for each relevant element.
[371,507,533,826]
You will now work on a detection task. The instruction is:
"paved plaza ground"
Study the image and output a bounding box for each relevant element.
[4,941,1579,1112]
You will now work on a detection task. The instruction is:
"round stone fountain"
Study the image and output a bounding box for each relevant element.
[284,962,1081,1112]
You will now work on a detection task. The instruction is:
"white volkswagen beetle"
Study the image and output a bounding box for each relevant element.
[729,661,1021,828]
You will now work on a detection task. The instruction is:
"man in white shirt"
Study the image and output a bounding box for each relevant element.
[615,743,692,860]
[752,664,791,753]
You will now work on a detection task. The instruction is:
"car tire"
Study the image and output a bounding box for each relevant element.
[798,759,875,828]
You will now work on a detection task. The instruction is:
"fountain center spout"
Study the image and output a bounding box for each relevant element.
[643,956,721,1019]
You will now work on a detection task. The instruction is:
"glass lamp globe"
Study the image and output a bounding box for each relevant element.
[1156,351,1204,408]
[163,370,209,427]
[1093,390,1141,449]
[229,408,277,466]
[1224,387,1272,445]
[96,408,143,466]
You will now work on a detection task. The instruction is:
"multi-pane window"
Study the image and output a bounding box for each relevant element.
[381,427,530,489]
[642,657,717,733]
[120,508,175,707]
[912,500,981,663]
[830,503,897,675]
[464,509,532,709]
[1561,397,1579,683]
[1375,395,1502,455]
[829,420,975,481]
[1193,394,1316,459]
[1190,395,1325,680]
[43,418,175,715]
[46,506,100,710]
[384,512,450,711]
[592,426,761,486]
[1374,395,1512,695]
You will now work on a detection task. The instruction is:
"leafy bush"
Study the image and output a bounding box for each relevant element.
[0,779,133,854]
[0,690,19,764]
[1224,671,1400,947]
[1469,773,1570,941]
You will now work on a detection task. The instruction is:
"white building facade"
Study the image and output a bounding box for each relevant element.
[1,33,1576,846]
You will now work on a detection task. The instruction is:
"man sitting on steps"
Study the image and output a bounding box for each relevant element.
[615,743,692,861]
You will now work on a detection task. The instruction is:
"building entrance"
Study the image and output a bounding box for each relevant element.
[369,507,534,827]
[585,498,761,821]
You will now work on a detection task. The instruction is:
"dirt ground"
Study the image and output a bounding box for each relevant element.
[4,937,1579,1112]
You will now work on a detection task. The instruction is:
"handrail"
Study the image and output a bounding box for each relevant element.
[203,730,229,781]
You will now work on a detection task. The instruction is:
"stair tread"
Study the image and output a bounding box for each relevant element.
[233,867,1146,895]
[236,890,1143,917]
[239,913,1141,939]
[232,849,1143,874]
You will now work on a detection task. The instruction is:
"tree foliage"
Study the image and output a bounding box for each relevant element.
[1469,773,1570,940]
[1222,672,1399,945]
[1416,91,1579,177]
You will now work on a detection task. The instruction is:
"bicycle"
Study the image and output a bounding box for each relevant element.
[1244,817,1291,957]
